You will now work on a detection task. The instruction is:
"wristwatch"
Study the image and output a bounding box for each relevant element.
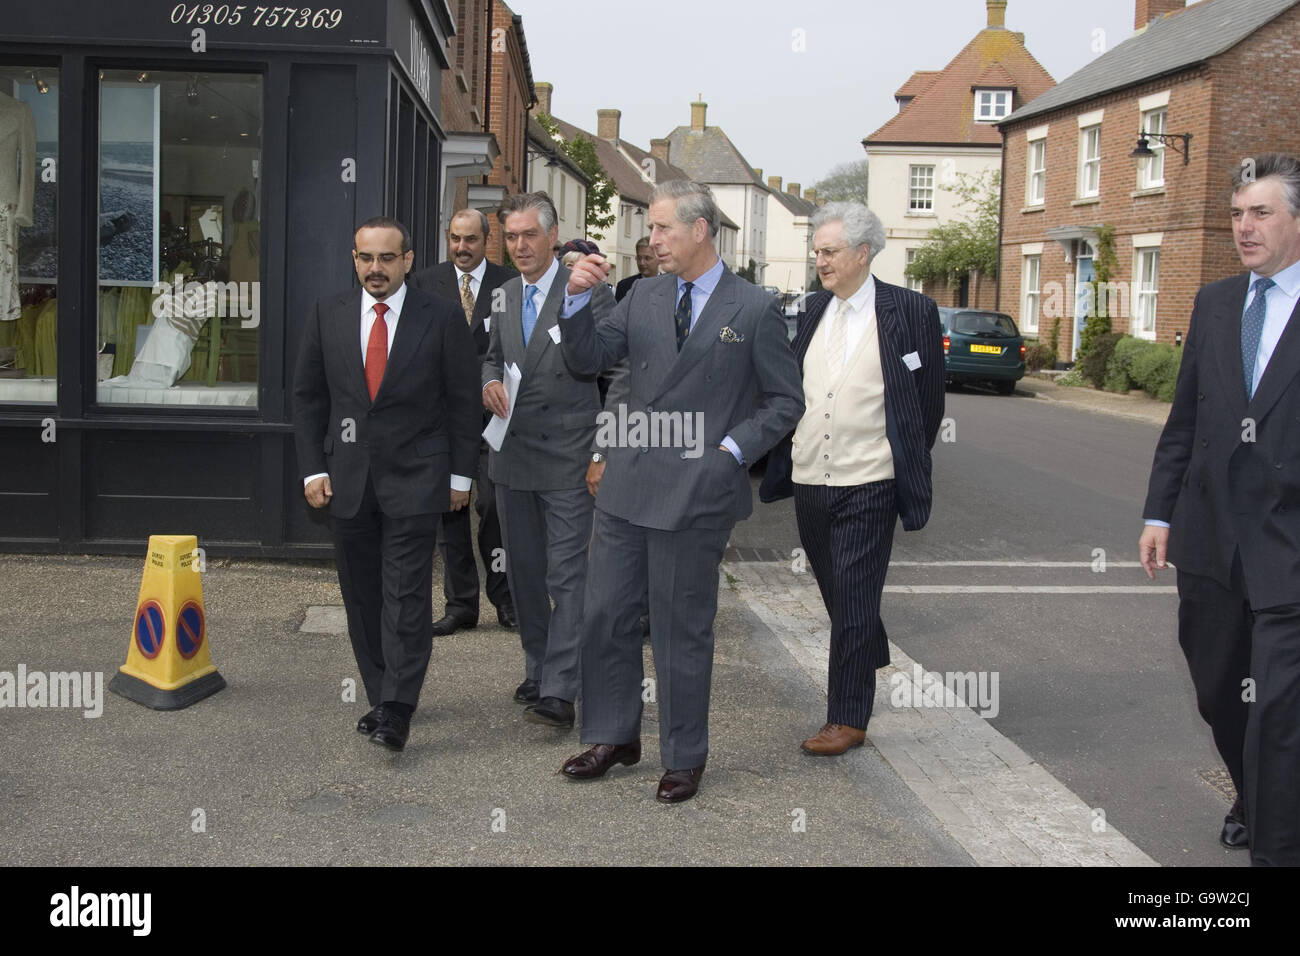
[591,453,604,463]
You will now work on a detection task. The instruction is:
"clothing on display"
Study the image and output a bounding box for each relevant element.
[0,91,37,323]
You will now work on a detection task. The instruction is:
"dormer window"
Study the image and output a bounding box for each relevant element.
[975,89,1012,122]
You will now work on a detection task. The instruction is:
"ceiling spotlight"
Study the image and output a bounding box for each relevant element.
[136,71,149,83]
[186,77,200,104]
[30,72,49,94]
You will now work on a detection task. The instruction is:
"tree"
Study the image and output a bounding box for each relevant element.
[534,113,616,238]
[737,258,758,283]
[812,159,869,205]
[905,170,1000,289]
[1077,224,1119,360]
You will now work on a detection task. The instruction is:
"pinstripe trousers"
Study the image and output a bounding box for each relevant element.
[793,480,896,729]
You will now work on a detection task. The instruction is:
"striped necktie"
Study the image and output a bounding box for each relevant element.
[1241,276,1274,399]
[826,298,851,371]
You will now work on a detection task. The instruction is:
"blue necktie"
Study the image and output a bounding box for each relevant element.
[521,284,538,347]
[1241,276,1275,398]
[675,282,694,351]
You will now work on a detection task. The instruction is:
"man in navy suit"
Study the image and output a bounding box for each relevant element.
[1141,153,1300,863]
[293,217,481,752]
[761,202,944,755]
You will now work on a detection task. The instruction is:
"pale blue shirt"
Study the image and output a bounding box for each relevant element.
[1145,257,1300,527]
[560,256,745,462]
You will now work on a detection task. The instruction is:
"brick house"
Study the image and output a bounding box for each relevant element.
[533,85,739,283]
[998,0,1300,361]
[482,0,536,263]
[863,0,1054,308]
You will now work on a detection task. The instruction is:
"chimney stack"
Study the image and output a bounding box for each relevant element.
[597,108,621,142]
[787,182,801,196]
[1135,0,1184,30]
[650,138,670,163]
[804,187,818,203]
[768,175,783,191]
[690,96,707,132]
[753,168,763,183]
[534,81,553,116]
[986,0,1007,28]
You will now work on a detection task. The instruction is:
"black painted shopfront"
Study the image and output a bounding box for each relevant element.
[0,0,452,556]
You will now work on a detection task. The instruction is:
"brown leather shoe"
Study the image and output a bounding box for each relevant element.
[561,742,641,779]
[656,765,705,803]
[800,723,865,756]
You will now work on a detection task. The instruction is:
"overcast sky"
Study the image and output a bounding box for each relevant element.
[507,0,1154,190]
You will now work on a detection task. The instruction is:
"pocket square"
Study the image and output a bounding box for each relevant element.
[719,326,744,344]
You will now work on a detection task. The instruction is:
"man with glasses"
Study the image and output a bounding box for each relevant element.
[761,201,944,756]
[293,216,481,752]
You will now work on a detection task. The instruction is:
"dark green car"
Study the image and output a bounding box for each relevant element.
[937,307,1025,395]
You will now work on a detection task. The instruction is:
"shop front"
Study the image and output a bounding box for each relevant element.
[0,0,453,556]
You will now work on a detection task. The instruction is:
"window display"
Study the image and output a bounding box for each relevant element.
[0,68,55,404]
[96,70,262,407]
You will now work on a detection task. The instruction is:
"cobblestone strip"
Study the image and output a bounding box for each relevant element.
[726,559,1157,867]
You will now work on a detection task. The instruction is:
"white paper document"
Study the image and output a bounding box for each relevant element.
[482,362,522,451]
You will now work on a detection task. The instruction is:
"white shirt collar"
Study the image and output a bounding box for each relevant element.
[834,274,875,315]
[362,281,408,319]
[523,256,560,302]
[455,257,488,287]
[1252,257,1300,299]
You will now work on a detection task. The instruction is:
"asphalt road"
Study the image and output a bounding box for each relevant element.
[732,383,1246,867]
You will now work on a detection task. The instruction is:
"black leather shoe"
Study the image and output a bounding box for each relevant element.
[1220,795,1249,849]
[356,705,385,735]
[524,696,574,728]
[369,710,410,751]
[656,765,705,803]
[432,613,476,636]
[513,678,540,704]
[561,742,641,779]
[496,604,518,630]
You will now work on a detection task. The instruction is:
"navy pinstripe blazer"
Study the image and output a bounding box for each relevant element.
[759,278,945,531]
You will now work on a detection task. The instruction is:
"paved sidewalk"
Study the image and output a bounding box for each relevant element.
[0,553,967,866]
[1016,375,1171,426]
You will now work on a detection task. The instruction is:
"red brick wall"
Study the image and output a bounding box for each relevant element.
[485,0,532,263]
[998,6,1300,362]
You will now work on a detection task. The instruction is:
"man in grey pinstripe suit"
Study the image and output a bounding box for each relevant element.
[762,202,945,755]
[556,180,804,803]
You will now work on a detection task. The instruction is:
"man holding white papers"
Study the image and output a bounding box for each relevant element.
[481,192,615,727]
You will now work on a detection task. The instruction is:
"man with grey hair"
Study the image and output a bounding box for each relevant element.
[556,178,804,803]
[761,200,944,756]
[410,208,519,636]
[1141,152,1300,864]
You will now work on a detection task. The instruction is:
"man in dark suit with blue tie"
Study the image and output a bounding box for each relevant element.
[293,217,481,752]
[761,202,944,756]
[1141,153,1300,864]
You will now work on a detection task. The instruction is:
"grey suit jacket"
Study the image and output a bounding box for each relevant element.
[483,265,616,490]
[559,265,805,531]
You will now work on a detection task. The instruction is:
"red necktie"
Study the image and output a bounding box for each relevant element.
[365,302,389,401]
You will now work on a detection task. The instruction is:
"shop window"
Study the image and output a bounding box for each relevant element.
[96,70,262,408]
[0,67,57,405]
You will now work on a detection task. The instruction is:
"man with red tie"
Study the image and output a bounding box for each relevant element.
[293,217,481,752]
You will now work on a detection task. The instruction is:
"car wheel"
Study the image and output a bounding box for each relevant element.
[996,380,1015,395]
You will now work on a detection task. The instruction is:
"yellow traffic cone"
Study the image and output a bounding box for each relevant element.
[109,534,226,709]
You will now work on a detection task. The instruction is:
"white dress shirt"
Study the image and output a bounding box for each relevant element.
[821,274,877,371]
[305,280,469,492]
[455,256,488,304]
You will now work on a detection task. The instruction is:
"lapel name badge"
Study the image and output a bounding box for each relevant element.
[902,351,921,371]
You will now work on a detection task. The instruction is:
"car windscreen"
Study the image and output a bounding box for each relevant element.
[951,312,1018,337]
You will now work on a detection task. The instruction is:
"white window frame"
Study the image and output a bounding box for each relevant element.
[1026,138,1046,206]
[1132,245,1160,339]
[1139,108,1166,189]
[909,164,935,213]
[905,249,923,293]
[975,89,1012,122]
[1078,125,1101,198]
[1022,254,1041,334]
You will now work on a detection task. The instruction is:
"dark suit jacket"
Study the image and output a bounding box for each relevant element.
[560,266,805,531]
[615,273,643,302]
[292,285,482,520]
[1144,273,1300,609]
[759,279,945,532]
[408,259,518,359]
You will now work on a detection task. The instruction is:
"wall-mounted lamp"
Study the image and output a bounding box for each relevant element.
[1131,131,1192,166]
[30,72,49,94]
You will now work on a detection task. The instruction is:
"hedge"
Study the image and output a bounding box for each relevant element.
[1098,335,1183,401]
